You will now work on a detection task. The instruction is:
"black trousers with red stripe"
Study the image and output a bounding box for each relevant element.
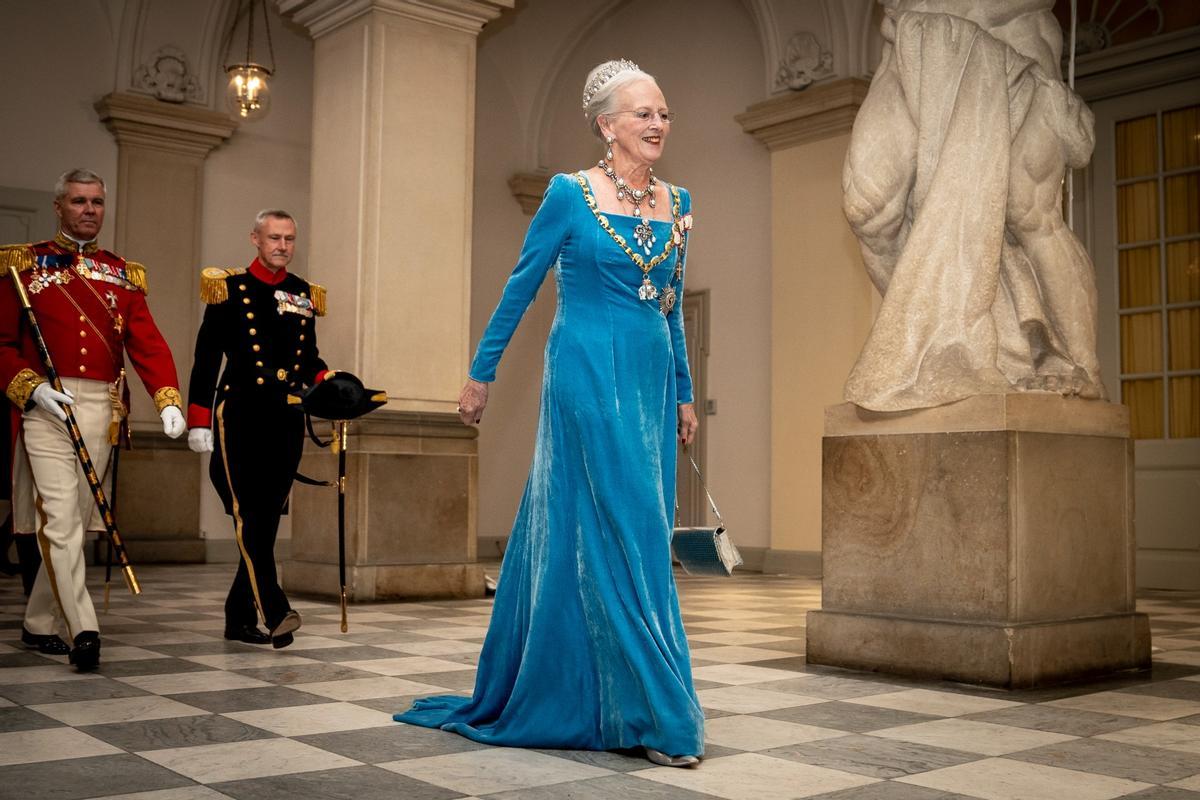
[209,393,304,631]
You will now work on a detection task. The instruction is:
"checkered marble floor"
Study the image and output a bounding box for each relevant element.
[1,565,1198,800]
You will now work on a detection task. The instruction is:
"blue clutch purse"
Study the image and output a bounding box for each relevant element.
[672,454,742,577]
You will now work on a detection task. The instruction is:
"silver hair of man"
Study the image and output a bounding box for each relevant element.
[253,208,298,233]
[55,168,106,199]
[583,60,658,140]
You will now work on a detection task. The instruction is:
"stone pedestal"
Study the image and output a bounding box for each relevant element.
[807,394,1151,688]
[283,411,485,600]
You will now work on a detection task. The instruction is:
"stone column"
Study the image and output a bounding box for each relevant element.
[94,92,236,562]
[278,0,511,600]
[808,395,1151,688]
[736,78,876,575]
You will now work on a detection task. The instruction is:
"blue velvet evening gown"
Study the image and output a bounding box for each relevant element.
[394,171,703,756]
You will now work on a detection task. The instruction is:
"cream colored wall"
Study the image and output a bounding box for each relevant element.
[471,0,773,551]
[769,135,876,557]
[0,1,121,243]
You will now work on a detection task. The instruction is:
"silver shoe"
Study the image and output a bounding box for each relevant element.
[645,747,700,767]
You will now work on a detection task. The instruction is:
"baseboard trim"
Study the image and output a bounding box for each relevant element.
[761,548,822,577]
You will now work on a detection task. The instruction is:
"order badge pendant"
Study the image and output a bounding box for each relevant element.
[633,218,656,255]
[638,277,659,301]
[658,284,676,315]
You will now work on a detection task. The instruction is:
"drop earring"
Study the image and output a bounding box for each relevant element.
[605,135,614,161]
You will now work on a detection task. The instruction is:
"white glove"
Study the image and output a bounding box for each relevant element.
[161,405,185,439]
[30,382,74,422]
[188,427,213,453]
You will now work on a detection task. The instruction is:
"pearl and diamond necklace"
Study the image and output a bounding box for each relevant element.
[598,159,658,255]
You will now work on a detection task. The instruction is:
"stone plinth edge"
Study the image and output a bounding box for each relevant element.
[736,77,869,151]
[825,394,1130,438]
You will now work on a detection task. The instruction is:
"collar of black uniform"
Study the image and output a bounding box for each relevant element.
[249,257,288,286]
[54,230,99,255]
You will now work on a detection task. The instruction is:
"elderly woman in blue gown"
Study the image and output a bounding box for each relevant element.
[394,59,703,767]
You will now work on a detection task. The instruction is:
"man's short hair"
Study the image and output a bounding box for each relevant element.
[254,209,297,232]
[55,168,106,199]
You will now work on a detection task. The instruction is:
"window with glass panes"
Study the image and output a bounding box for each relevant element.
[1115,104,1199,439]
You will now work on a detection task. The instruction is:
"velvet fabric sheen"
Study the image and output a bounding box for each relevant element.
[394,172,703,756]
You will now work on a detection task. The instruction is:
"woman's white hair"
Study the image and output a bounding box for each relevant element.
[582,60,657,140]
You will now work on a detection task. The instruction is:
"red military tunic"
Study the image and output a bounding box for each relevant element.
[0,233,181,415]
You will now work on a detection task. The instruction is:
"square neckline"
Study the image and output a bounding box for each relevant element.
[576,171,675,225]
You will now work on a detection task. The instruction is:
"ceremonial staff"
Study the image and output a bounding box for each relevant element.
[6,266,141,595]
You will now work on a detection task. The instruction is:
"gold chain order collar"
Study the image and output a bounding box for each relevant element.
[575,172,681,276]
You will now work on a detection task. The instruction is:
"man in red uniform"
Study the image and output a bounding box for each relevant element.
[0,168,185,670]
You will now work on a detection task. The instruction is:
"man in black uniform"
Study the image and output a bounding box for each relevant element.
[186,209,328,649]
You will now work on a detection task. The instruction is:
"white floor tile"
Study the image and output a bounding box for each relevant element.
[108,631,219,646]
[697,686,826,714]
[1153,650,1200,666]
[1168,774,1200,791]
[336,656,475,676]
[688,620,795,632]
[633,752,877,800]
[844,689,1023,717]
[870,718,1077,756]
[93,788,232,800]
[378,748,612,795]
[183,652,318,669]
[292,676,449,701]
[0,727,122,766]
[691,664,810,685]
[1046,690,1200,720]
[138,737,360,783]
[704,715,848,750]
[897,757,1153,800]
[1096,721,1200,754]
[375,640,482,657]
[0,665,104,685]
[116,670,272,695]
[404,626,491,639]
[688,632,794,646]
[689,646,801,664]
[100,646,172,662]
[223,701,394,736]
[30,695,208,726]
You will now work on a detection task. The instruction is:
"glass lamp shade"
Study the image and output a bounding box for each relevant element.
[225,63,271,120]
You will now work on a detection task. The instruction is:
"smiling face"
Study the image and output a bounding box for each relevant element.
[251,216,296,271]
[599,78,670,169]
[54,182,106,241]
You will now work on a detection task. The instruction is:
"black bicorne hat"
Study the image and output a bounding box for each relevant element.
[289,371,387,420]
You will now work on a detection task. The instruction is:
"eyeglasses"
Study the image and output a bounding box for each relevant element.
[609,109,677,123]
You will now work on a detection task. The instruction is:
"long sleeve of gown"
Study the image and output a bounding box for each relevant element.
[667,187,694,404]
[469,173,573,383]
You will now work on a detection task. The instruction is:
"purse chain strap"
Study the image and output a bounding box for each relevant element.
[683,450,724,527]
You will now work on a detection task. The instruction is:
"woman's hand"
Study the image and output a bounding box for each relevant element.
[677,402,699,446]
[458,378,489,426]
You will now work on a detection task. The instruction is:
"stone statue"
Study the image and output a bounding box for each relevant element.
[842,0,1104,411]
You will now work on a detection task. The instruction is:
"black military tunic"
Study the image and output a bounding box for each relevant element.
[187,259,327,631]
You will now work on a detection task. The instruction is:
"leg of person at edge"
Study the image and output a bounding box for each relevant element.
[186,209,330,649]
[394,60,704,767]
[2,407,43,592]
[0,169,185,670]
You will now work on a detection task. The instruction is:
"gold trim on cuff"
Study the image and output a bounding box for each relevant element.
[6,368,45,409]
[153,386,183,414]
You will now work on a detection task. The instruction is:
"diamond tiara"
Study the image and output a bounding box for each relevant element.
[582,59,640,112]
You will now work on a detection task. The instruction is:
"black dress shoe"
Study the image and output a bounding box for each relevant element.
[21,627,69,655]
[269,610,301,649]
[69,631,101,671]
[224,624,271,645]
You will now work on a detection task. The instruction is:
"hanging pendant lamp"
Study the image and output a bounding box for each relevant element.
[222,0,276,120]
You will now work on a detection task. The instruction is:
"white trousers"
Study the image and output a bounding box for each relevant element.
[21,378,112,639]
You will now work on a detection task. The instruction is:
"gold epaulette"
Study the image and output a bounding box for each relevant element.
[0,244,35,273]
[199,267,243,304]
[124,261,148,294]
[309,282,326,316]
